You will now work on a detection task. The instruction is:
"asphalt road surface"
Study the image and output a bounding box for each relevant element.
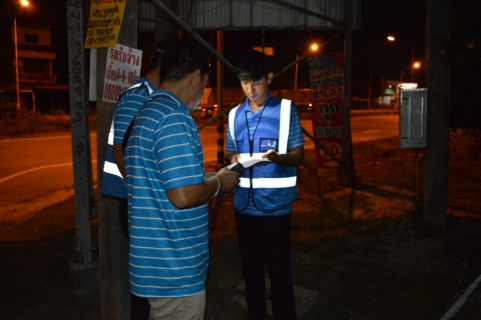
[0,114,398,219]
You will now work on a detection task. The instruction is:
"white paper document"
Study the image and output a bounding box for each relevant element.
[227,156,271,170]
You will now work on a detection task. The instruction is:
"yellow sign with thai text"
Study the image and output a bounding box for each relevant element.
[84,0,126,48]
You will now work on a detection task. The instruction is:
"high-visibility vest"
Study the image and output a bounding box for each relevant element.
[228,98,298,212]
[101,81,153,199]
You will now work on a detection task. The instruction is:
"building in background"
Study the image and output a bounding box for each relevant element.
[0,23,69,114]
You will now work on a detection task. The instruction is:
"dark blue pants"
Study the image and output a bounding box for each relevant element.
[235,212,296,320]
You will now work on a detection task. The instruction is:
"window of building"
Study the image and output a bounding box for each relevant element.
[25,34,39,43]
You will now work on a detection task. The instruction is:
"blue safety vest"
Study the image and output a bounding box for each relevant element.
[101,81,153,199]
[228,98,298,212]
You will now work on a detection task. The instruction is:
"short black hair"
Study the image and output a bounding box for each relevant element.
[159,43,210,83]
[236,50,272,82]
[149,38,180,70]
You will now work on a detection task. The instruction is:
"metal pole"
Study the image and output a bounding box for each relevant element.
[294,53,299,91]
[216,30,224,166]
[411,41,414,82]
[151,0,236,73]
[14,17,20,116]
[368,51,373,108]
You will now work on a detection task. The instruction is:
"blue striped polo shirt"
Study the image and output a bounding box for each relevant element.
[124,90,208,298]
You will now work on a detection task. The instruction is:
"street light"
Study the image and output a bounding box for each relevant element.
[387,35,415,83]
[294,43,319,90]
[14,0,29,116]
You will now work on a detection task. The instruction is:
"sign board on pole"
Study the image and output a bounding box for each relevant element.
[103,43,142,103]
[308,52,344,175]
[84,0,126,49]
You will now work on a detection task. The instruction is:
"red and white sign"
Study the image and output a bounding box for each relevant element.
[103,43,142,103]
[308,52,344,175]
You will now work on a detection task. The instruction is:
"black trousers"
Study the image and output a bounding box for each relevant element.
[119,199,151,320]
[235,212,297,320]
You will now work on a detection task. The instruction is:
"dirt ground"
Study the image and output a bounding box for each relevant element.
[1,130,481,319]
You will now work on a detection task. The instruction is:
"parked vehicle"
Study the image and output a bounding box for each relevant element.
[200,105,218,118]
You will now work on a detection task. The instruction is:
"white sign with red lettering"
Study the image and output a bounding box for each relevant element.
[103,43,142,103]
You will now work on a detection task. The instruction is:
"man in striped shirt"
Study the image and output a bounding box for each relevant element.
[124,43,239,320]
[101,39,178,319]
[225,50,305,320]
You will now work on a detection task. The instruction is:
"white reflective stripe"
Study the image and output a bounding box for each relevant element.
[103,160,123,178]
[279,99,291,154]
[239,176,297,189]
[108,120,115,145]
[239,177,251,188]
[228,105,241,153]
[125,81,153,95]
[143,82,154,95]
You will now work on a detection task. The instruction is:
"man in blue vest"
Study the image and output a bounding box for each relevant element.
[100,39,177,320]
[225,50,305,320]
[125,43,240,320]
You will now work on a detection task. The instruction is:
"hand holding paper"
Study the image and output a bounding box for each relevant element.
[227,154,271,170]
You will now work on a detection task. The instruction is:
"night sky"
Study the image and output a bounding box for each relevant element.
[2,0,426,98]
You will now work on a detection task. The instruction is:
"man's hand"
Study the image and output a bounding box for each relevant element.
[261,146,304,166]
[215,167,240,193]
[225,152,242,165]
[262,149,278,162]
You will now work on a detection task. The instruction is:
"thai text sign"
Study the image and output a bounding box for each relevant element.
[103,43,142,103]
[84,0,126,48]
[308,52,344,174]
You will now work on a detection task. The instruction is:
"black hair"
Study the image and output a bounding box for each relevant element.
[149,38,180,70]
[236,50,272,82]
[159,43,210,83]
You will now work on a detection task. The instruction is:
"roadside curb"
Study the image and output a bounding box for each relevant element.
[0,110,398,140]
[351,109,398,117]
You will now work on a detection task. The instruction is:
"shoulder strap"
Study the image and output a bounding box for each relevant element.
[278,99,292,154]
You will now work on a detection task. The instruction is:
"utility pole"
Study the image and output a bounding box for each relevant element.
[66,0,97,296]
[423,0,451,228]
[97,0,137,318]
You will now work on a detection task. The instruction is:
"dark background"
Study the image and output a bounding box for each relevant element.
[1,0,426,100]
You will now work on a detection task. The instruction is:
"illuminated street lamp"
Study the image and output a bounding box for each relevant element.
[294,43,319,90]
[387,35,416,83]
[14,0,29,116]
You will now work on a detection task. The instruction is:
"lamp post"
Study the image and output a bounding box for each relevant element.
[387,35,415,83]
[14,0,29,116]
[294,43,319,91]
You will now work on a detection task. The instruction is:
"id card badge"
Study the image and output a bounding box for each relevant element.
[259,138,278,152]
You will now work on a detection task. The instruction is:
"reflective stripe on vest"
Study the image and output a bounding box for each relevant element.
[228,105,241,154]
[101,81,153,197]
[239,176,297,188]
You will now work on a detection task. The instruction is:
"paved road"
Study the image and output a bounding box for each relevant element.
[0,114,398,218]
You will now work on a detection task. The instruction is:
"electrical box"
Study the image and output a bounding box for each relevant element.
[399,88,427,148]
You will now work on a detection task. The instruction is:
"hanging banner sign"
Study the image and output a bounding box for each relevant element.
[103,43,142,103]
[308,52,344,175]
[84,0,126,49]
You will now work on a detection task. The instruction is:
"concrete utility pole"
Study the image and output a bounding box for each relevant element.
[97,0,137,318]
[66,0,97,296]
[97,1,179,318]
[423,0,451,228]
